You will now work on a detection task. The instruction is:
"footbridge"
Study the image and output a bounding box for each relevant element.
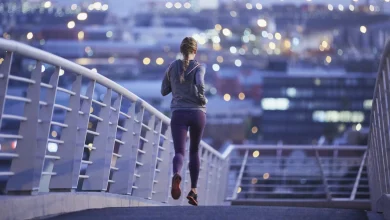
[0,39,389,220]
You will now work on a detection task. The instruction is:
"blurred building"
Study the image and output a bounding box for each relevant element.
[259,71,376,145]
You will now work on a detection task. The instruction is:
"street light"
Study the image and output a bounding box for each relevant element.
[257,19,267,28]
[360,26,367,34]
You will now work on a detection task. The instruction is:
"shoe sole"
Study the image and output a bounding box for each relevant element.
[187,196,198,206]
[171,175,181,200]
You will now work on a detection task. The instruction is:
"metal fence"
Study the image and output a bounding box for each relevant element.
[0,39,229,206]
[223,145,370,209]
[368,39,390,212]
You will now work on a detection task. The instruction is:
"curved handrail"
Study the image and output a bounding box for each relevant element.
[367,38,390,212]
[0,38,223,159]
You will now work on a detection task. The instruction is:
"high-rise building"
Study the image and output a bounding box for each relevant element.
[259,72,376,145]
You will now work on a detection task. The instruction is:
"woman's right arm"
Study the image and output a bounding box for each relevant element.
[195,65,208,105]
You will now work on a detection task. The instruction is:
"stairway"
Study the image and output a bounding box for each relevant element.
[47,206,382,220]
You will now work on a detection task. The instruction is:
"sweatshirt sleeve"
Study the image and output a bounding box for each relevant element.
[161,62,173,96]
[195,65,208,105]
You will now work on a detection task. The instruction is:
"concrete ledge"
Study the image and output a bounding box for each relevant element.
[231,199,370,210]
[378,194,390,220]
[0,192,169,220]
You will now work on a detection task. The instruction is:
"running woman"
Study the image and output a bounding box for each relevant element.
[161,37,207,206]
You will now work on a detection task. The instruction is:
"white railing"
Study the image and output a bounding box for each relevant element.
[223,145,370,209]
[0,38,229,206]
[367,39,390,213]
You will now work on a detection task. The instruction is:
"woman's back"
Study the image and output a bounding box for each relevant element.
[161,59,207,112]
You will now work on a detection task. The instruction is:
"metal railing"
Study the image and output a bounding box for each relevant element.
[368,39,390,212]
[0,39,229,206]
[223,145,370,209]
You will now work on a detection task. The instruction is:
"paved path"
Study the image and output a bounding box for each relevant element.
[49,206,374,220]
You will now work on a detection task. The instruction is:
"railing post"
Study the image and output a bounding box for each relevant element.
[197,148,209,205]
[82,89,112,191]
[232,150,248,200]
[7,62,59,194]
[127,105,145,194]
[49,76,92,192]
[315,149,331,201]
[205,152,213,205]
[219,157,230,204]
[109,104,138,194]
[152,126,173,203]
[0,51,13,127]
[132,115,161,199]
[350,151,368,200]
[106,94,122,190]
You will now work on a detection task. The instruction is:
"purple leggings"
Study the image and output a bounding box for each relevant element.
[171,110,206,188]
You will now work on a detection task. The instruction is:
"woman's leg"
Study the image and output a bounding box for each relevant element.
[170,111,189,200]
[188,111,206,191]
[171,112,189,174]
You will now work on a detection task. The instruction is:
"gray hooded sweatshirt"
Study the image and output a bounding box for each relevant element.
[161,59,207,113]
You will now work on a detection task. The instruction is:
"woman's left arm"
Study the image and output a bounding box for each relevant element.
[161,63,173,96]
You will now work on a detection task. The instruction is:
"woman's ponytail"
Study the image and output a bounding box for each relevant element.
[180,37,198,84]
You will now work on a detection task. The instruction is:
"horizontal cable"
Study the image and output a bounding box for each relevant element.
[78,111,84,115]
[48,139,64,144]
[92,99,107,107]
[138,149,146,154]
[132,186,138,189]
[115,139,125,145]
[110,167,119,171]
[139,136,149,143]
[42,172,56,175]
[57,87,76,96]
[2,114,27,121]
[134,174,141,178]
[5,95,31,103]
[45,155,61,160]
[0,172,14,176]
[157,157,163,162]
[117,126,127,132]
[39,101,47,106]
[134,119,140,123]
[160,134,168,140]
[141,123,152,131]
[0,73,3,78]
[54,104,72,112]
[108,180,115,183]
[153,180,158,183]
[152,191,156,194]
[84,144,96,150]
[79,175,89,179]
[86,130,100,136]
[112,153,122,158]
[136,161,143,166]
[82,160,93,165]
[40,82,53,89]
[51,121,68,128]
[155,169,160,173]
[0,134,23,139]
[158,146,166,151]
[110,106,117,112]
[119,111,131,119]
[80,95,89,100]
[90,114,103,122]
[8,75,35,84]
[0,153,19,158]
